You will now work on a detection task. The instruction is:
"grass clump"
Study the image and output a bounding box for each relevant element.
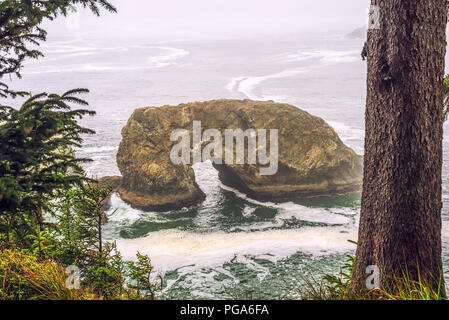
[379,267,445,300]
[296,254,356,300]
[0,248,96,300]
[297,249,446,301]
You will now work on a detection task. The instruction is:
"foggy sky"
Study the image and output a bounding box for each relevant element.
[45,0,371,40]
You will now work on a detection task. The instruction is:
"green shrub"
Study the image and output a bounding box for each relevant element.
[126,252,162,300]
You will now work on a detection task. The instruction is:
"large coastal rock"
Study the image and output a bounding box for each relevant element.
[116,99,363,211]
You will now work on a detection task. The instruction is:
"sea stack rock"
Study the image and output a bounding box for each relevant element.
[115,99,363,211]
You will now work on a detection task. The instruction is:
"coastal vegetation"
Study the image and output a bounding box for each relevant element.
[299,252,446,300]
[0,0,161,300]
[0,0,448,301]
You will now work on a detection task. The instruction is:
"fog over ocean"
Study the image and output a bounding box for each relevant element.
[6,0,449,299]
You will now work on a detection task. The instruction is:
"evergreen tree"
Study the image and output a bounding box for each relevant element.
[0,0,162,301]
[351,1,447,296]
[0,0,116,247]
[0,90,98,247]
[52,182,125,298]
[127,252,162,300]
[0,0,116,98]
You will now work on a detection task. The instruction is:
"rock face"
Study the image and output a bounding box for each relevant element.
[97,176,122,191]
[116,99,363,211]
[346,26,367,40]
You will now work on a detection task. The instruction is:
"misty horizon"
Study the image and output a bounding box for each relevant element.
[43,0,372,40]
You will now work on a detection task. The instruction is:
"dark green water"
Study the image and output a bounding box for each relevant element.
[102,161,361,299]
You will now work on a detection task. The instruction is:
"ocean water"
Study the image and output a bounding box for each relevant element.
[11,31,449,299]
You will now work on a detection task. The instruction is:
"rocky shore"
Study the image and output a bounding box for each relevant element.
[102,99,363,211]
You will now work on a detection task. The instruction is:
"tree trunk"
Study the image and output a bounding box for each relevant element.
[98,215,102,254]
[351,0,447,295]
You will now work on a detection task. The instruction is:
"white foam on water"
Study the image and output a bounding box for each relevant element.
[146,46,190,68]
[75,145,118,154]
[234,254,270,281]
[226,69,305,102]
[278,50,360,64]
[105,193,148,224]
[26,40,129,66]
[214,266,239,282]
[105,194,192,227]
[115,226,358,274]
[43,46,128,60]
[242,206,256,218]
[23,46,190,74]
[220,184,351,225]
[226,49,360,103]
[225,76,247,92]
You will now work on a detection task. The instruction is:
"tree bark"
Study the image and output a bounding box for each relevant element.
[351,0,447,295]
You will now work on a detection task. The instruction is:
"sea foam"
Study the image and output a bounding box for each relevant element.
[115,226,357,272]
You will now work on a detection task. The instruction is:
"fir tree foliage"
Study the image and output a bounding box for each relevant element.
[0,89,97,247]
[0,0,116,247]
[0,0,116,98]
[0,0,163,301]
[127,252,162,300]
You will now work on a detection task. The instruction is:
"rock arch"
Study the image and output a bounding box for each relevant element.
[115,99,363,211]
